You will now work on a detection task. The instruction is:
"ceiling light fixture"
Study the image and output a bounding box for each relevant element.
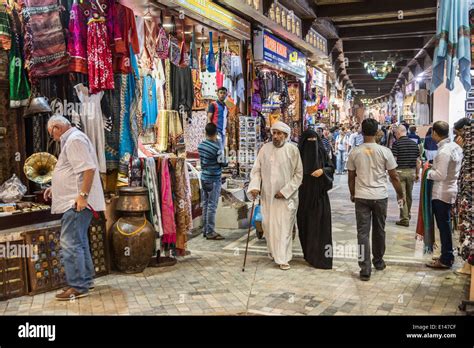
[362,55,401,81]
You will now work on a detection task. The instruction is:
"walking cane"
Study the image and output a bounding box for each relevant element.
[242,199,256,272]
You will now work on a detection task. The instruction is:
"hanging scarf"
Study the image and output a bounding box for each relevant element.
[144,157,164,238]
[155,109,170,152]
[160,157,177,249]
[129,41,142,150]
[206,31,216,72]
[171,158,192,256]
[415,163,435,253]
[431,0,471,92]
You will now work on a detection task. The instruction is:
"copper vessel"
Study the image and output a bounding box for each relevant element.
[111,187,155,273]
[116,187,150,213]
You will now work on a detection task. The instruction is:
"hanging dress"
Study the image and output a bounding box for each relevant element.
[74,83,107,173]
[80,0,114,93]
[7,2,30,108]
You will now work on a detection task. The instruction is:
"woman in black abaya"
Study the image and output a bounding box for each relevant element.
[297,129,334,269]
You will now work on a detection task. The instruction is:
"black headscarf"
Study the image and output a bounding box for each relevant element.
[298,129,326,175]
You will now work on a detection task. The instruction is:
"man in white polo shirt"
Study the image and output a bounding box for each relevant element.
[43,115,105,300]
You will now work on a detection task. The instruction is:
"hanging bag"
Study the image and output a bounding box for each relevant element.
[189,26,198,69]
[206,31,216,72]
[199,28,206,72]
[178,17,188,67]
[217,34,222,71]
[169,16,181,66]
[156,11,169,59]
[221,39,231,77]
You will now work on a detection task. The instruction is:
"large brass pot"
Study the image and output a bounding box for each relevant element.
[111,187,155,273]
[111,215,155,273]
[116,187,150,213]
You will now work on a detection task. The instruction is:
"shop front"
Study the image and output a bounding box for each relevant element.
[252,29,306,143]
[0,0,253,299]
[304,66,328,129]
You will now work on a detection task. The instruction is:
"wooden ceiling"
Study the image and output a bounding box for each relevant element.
[313,0,437,98]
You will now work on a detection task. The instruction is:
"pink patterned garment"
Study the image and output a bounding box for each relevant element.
[68,3,88,74]
[87,21,114,94]
[160,157,177,246]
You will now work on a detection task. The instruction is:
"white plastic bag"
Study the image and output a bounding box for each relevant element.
[0,174,27,203]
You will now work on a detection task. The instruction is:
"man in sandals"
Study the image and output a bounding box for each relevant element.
[198,123,227,240]
[426,121,463,269]
[247,121,303,270]
[44,115,105,300]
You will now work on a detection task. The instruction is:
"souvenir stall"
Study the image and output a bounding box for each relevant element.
[252,29,306,143]
[0,0,251,300]
[414,81,430,125]
[304,66,328,129]
[402,81,416,125]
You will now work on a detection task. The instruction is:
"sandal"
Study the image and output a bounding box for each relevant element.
[206,233,225,240]
[279,264,290,270]
[426,259,451,269]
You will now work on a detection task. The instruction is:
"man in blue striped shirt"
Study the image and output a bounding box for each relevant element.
[198,123,227,240]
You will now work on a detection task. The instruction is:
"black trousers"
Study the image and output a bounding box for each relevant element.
[355,198,388,276]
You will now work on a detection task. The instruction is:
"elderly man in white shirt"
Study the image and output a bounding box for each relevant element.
[44,115,105,300]
[425,121,463,269]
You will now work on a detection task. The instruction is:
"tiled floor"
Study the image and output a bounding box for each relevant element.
[0,175,470,316]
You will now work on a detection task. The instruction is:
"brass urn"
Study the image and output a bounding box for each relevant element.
[111,187,155,273]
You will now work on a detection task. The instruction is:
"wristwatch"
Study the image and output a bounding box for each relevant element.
[79,191,89,199]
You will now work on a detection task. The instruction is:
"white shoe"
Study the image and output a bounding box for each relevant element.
[279,264,290,270]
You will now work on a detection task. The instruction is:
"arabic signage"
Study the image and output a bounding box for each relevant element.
[311,68,326,89]
[175,0,251,40]
[254,30,306,78]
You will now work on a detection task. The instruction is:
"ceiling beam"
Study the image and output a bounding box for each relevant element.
[315,0,437,21]
[339,20,436,40]
[343,51,417,61]
[343,37,425,53]
[351,75,397,84]
[278,0,316,18]
[336,14,436,28]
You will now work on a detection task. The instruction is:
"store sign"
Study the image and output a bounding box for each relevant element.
[254,30,306,78]
[175,0,251,40]
[311,68,326,88]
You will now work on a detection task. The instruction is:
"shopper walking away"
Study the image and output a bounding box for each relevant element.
[425,121,463,269]
[347,119,404,281]
[297,129,334,269]
[391,125,421,227]
[423,127,438,163]
[198,123,227,240]
[248,121,303,270]
[44,115,105,300]
[207,87,228,149]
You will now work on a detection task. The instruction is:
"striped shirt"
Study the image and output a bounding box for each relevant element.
[198,139,226,182]
[322,137,331,154]
[391,136,420,168]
